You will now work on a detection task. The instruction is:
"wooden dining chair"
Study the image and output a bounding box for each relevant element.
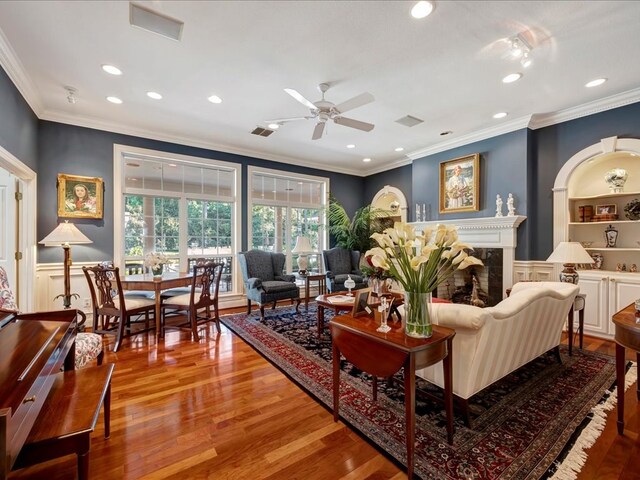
[160,261,223,341]
[82,264,156,352]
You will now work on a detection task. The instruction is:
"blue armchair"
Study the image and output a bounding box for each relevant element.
[238,250,301,320]
[322,247,367,293]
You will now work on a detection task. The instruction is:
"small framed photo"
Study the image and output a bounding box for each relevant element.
[57,174,104,219]
[595,204,617,215]
[351,288,372,318]
[439,153,480,214]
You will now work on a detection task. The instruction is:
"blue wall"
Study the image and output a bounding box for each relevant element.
[37,121,365,263]
[410,129,531,258]
[363,164,412,210]
[0,66,38,170]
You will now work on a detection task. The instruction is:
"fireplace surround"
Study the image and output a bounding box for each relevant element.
[410,216,526,302]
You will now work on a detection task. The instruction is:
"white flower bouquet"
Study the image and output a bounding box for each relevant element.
[144,252,168,269]
[365,222,483,337]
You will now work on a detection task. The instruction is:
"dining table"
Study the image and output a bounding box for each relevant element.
[121,271,193,337]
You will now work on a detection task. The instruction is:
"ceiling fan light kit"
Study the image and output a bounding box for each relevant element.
[267,83,375,140]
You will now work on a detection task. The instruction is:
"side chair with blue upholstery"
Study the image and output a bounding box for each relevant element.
[322,247,367,293]
[238,250,300,320]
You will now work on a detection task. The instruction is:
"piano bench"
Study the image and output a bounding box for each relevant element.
[13,363,114,480]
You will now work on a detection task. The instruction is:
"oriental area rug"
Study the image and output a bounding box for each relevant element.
[220,305,629,480]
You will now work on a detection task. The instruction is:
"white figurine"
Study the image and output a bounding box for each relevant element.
[507,193,516,216]
[495,194,504,217]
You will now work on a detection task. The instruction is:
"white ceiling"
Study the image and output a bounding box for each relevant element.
[1,1,639,176]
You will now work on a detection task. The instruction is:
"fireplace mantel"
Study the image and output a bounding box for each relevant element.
[409,216,527,296]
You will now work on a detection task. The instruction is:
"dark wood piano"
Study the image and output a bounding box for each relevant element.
[0,310,77,480]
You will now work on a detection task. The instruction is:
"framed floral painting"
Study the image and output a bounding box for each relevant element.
[57,173,104,219]
[439,153,480,214]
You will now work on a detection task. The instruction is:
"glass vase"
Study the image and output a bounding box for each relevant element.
[152,264,164,278]
[404,291,433,338]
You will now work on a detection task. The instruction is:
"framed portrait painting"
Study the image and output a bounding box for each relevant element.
[57,173,104,219]
[439,153,480,214]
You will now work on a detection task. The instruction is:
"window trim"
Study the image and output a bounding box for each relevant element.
[113,144,242,293]
[247,165,329,273]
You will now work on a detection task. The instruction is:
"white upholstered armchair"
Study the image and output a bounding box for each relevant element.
[415,281,579,423]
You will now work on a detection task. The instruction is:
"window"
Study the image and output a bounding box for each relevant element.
[248,167,328,273]
[115,145,240,294]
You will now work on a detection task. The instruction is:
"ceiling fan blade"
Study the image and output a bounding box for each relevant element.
[312,122,325,140]
[334,116,375,132]
[264,116,312,124]
[334,92,374,114]
[284,88,318,111]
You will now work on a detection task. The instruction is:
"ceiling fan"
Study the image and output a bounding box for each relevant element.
[266,83,375,140]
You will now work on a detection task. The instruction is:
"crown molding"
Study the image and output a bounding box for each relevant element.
[529,87,640,130]
[406,115,534,161]
[0,27,43,116]
[40,110,363,176]
[362,157,413,176]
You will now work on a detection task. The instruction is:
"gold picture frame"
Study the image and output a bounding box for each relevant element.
[57,173,104,219]
[595,204,617,215]
[439,153,480,214]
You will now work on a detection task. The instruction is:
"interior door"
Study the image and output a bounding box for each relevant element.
[0,168,17,297]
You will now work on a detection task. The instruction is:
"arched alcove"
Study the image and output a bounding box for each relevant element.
[552,136,640,247]
[371,185,408,223]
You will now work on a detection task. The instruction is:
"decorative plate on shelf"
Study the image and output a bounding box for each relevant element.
[624,199,640,220]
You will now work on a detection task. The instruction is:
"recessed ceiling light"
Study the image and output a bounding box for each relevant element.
[411,1,434,19]
[147,91,162,100]
[208,95,222,104]
[346,144,356,149]
[394,147,404,152]
[102,64,122,75]
[502,73,522,84]
[363,158,372,163]
[106,96,123,104]
[585,78,607,88]
[268,123,280,129]
[493,112,508,119]
[440,131,453,136]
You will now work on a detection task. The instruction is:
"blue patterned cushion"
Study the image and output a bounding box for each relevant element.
[324,248,353,275]
[75,332,103,369]
[243,250,276,281]
[262,280,298,294]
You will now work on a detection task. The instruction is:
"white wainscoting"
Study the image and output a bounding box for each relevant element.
[513,261,556,283]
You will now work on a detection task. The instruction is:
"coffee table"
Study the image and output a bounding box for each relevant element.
[315,293,355,338]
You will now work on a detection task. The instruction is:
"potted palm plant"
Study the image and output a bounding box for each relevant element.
[327,194,390,254]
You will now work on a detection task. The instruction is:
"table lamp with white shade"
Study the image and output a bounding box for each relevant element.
[546,241,594,284]
[291,236,313,275]
[39,220,92,308]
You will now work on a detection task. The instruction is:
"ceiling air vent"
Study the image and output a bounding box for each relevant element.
[395,115,424,127]
[130,3,184,41]
[251,127,275,137]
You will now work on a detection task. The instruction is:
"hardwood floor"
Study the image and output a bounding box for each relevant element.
[8,309,640,480]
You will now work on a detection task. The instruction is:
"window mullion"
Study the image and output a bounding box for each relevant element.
[179,198,188,272]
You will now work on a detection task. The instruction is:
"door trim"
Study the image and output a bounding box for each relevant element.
[0,144,36,311]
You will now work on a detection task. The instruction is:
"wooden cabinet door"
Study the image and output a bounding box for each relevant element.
[578,273,610,337]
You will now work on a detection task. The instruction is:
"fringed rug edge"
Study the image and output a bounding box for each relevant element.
[549,362,637,480]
